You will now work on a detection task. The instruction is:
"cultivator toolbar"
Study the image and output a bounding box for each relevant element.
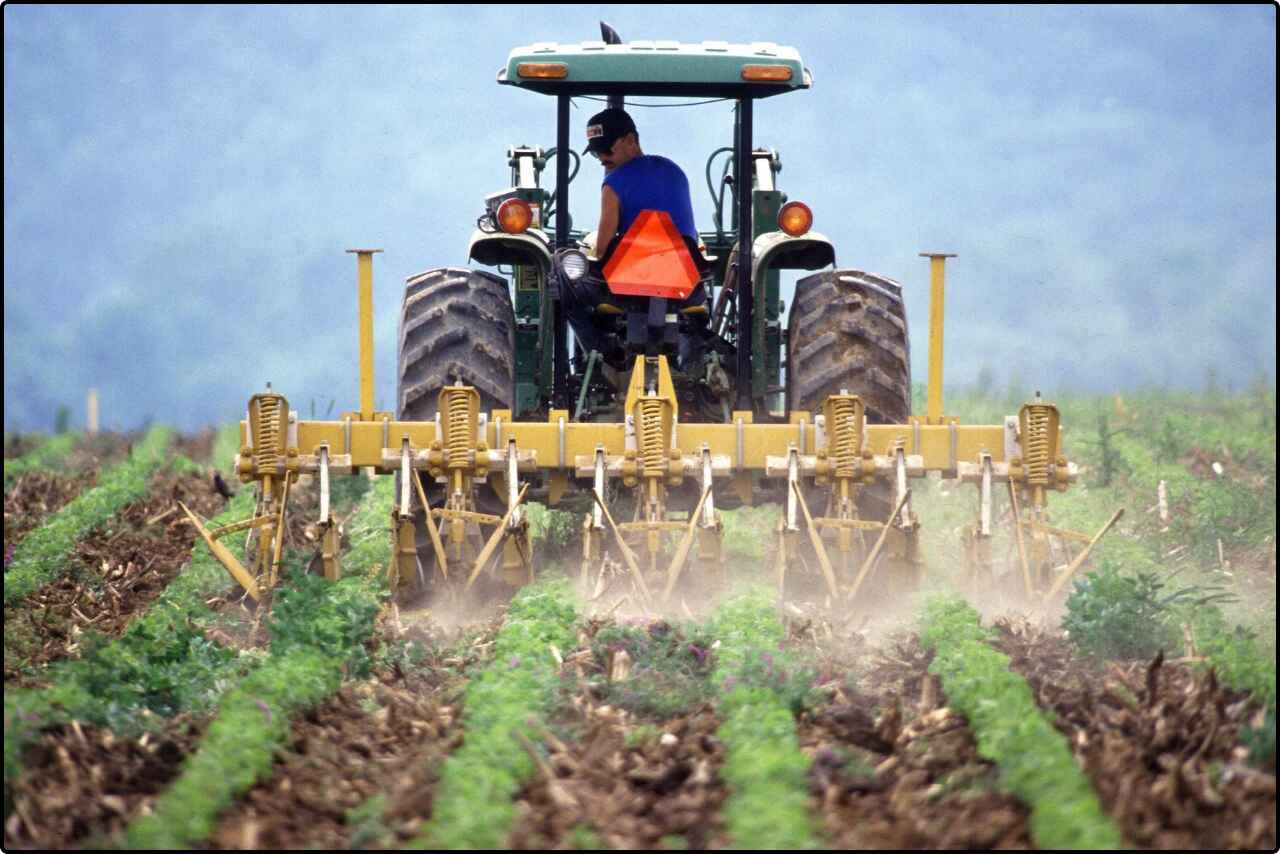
[176,252,1128,607]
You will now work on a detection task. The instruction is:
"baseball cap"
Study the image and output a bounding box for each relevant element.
[583,108,637,155]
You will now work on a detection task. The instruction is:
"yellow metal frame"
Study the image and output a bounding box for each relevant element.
[194,250,1108,607]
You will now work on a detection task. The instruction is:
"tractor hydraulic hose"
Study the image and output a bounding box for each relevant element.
[542,147,580,230]
[704,146,734,241]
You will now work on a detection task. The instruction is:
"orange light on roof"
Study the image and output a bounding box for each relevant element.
[778,201,812,237]
[517,62,568,79]
[742,64,793,82]
[497,199,533,234]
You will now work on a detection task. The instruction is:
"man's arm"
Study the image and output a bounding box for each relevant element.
[595,184,620,260]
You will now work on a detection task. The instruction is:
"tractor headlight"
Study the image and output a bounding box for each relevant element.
[561,249,589,281]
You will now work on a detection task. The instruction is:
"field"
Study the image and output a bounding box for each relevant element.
[3,387,1275,850]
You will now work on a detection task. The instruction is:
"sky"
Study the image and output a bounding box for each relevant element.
[4,5,1276,432]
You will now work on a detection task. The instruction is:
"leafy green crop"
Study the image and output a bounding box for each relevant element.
[920,596,1123,850]
[1192,608,1276,769]
[4,425,173,605]
[590,620,716,718]
[1061,560,1234,660]
[123,478,394,848]
[415,579,579,849]
[707,587,818,850]
[3,432,79,491]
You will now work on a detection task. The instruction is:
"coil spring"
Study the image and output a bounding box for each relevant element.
[1023,405,1052,485]
[638,396,666,477]
[829,397,859,477]
[443,389,472,463]
[254,396,282,472]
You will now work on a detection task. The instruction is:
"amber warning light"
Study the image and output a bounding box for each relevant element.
[497,199,533,234]
[778,201,813,237]
[517,63,569,79]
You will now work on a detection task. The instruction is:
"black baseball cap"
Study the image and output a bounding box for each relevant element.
[583,108,637,154]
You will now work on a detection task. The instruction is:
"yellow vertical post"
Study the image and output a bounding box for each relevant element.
[919,252,956,425]
[347,248,383,420]
[86,388,99,436]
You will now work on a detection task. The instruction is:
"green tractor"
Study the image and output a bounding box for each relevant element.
[397,25,913,592]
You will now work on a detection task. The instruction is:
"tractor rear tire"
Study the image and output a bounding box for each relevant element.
[397,267,515,597]
[786,269,913,597]
[787,269,911,426]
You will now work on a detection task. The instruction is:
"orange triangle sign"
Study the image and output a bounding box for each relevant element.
[603,210,701,300]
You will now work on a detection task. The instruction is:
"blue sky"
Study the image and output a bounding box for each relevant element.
[4,5,1276,432]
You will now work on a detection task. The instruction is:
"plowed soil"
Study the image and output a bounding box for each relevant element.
[4,467,232,683]
[202,614,497,850]
[991,617,1276,849]
[509,619,729,850]
[4,713,205,849]
[800,631,1034,849]
[5,472,100,552]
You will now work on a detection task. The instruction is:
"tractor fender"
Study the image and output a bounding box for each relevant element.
[467,228,553,269]
[750,230,835,282]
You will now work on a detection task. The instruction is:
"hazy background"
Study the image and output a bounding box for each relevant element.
[5,5,1276,432]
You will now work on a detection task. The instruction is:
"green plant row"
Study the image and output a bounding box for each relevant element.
[1193,608,1276,768]
[2,487,259,816]
[919,596,1123,850]
[707,587,818,850]
[3,432,79,491]
[414,579,579,849]
[211,421,242,473]
[4,425,173,606]
[124,476,395,849]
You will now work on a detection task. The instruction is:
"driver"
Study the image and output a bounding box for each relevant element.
[583,107,698,261]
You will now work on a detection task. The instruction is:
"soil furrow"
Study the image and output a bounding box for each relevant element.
[800,631,1034,849]
[202,614,496,849]
[4,468,231,683]
[4,714,205,849]
[991,617,1276,850]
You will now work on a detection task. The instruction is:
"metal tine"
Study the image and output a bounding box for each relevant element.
[847,488,911,607]
[662,485,713,602]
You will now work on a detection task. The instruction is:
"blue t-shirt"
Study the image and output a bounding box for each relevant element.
[603,155,698,242]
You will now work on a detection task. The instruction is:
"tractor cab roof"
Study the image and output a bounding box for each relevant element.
[498,40,811,99]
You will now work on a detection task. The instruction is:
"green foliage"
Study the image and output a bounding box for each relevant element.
[3,432,78,490]
[525,501,578,553]
[4,425,173,605]
[346,794,393,849]
[1193,611,1276,709]
[920,596,1122,850]
[568,824,603,850]
[125,649,342,849]
[707,588,818,850]
[1191,608,1276,768]
[211,421,242,473]
[718,504,778,561]
[269,570,385,677]
[3,490,263,819]
[590,620,716,718]
[416,580,579,850]
[1061,561,1233,660]
[124,479,394,848]
[1241,707,1276,770]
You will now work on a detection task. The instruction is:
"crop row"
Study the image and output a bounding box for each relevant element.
[3,433,79,491]
[4,425,174,605]
[415,579,579,848]
[919,595,1123,849]
[707,588,818,849]
[125,476,395,847]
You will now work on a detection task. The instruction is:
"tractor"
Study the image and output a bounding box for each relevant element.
[184,25,1119,610]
